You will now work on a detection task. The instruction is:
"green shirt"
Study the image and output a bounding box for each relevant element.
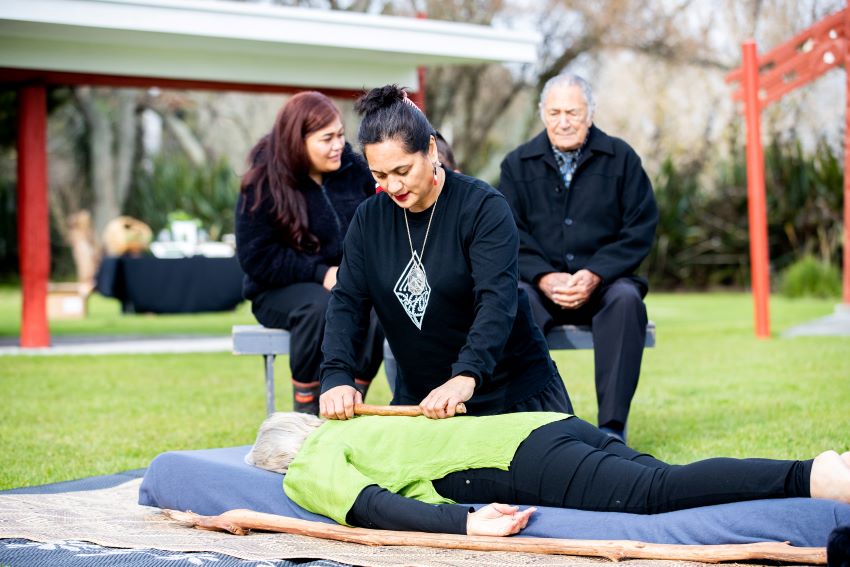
[284,412,569,525]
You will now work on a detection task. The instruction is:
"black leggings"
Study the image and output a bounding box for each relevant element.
[252,282,383,382]
[433,418,812,514]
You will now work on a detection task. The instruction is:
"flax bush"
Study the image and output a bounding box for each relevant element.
[780,255,841,299]
[646,135,843,290]
[124,155,238,242]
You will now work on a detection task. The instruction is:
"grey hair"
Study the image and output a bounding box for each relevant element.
[244,412,325,473]
[538,72,595,123]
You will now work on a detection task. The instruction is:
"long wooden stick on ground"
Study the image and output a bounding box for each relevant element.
[353,403,466,416]
[163,509,826,564]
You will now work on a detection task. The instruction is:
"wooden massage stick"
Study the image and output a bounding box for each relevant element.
[353,403,467,416]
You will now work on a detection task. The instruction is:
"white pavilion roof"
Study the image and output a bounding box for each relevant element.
[0,0,539,90]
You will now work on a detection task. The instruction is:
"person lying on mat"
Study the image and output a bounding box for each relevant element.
[245,411,850,537]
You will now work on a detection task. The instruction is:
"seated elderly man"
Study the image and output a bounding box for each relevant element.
[499,73,659,442]
[246,412,850,537]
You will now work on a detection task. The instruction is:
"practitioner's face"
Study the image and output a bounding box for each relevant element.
[541,84,592,151]
[305,118,345,177]
[366,136,440,213]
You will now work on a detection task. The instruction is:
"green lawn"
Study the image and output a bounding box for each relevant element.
[1,288,848,489]
[0,285,256,337]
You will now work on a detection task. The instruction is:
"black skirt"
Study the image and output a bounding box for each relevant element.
[505,373,573,414]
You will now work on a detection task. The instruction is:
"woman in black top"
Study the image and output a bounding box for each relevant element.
[236,91,383,414]
[319,86,573,419]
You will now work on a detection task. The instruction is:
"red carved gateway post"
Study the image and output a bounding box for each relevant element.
[739,41,771,338]
[726,3,849,337]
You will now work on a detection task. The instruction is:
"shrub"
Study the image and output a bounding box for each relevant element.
[780,256,841,299]
[646,133,843,291]
[124,155,238,242]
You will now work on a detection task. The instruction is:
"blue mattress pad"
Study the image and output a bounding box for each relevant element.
[139,446,850,547]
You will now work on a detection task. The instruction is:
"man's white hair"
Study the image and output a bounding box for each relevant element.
[538,72,595,124]
[245,412,325,473]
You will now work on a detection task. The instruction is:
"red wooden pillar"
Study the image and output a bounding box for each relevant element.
[17,84,51,347]
[741,41,771,338]
[844,4,850,304]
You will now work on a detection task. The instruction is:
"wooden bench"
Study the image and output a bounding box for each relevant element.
[234,322,656,412]
[546,322,656,350]
[383,322,656,392]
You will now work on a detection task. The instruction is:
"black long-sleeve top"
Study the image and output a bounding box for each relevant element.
[235,144,375,300]
[499,126,658,288]
[321,169,557,415]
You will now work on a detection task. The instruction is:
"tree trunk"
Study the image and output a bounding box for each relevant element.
[114,89,138,213]
[74,87,140,243]
[76,87,117,239]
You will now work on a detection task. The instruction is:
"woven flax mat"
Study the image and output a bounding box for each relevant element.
[0,479,741,567]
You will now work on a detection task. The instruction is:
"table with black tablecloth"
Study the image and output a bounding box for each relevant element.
[96,256,244,314]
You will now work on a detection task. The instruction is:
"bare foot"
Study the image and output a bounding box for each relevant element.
[841,451,850,469]
[810,451,850,504]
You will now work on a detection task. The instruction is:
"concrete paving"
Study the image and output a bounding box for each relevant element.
[782,303,850,337]
[0,335,231,356]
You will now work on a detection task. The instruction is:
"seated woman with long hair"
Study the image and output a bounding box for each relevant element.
[246,411,850,537]
[236,91,383,414]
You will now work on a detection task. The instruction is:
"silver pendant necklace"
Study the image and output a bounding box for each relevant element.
[403,201,437,296]
[394,188,441,330]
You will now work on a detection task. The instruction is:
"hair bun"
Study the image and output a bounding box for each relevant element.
[355,85,407,116]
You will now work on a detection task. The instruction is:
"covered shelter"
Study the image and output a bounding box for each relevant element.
[0,0,539,347]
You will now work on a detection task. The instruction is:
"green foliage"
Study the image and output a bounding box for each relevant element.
[0,175,82,283]
[780,256,841,299]
[0,87,73,150]
[0,87,81,281]
[0,175,17,281]
[0,90,17,150]
[0,284,254,338]
[765,137,844,267]
[647,133,844,290]
[124,155,238,241]
[167,209,200,223]
[646,153,750,288]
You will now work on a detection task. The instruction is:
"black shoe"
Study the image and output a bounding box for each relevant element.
[293,397,319,415]
[599,422,627,444]
[293,381,320,415]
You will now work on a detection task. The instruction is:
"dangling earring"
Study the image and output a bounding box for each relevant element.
[375,182,384,193]
[433,163,439,187]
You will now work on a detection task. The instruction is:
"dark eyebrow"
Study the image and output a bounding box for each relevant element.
[370,164,411,176]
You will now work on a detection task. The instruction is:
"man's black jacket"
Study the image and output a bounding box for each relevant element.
[498,125,658,291]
